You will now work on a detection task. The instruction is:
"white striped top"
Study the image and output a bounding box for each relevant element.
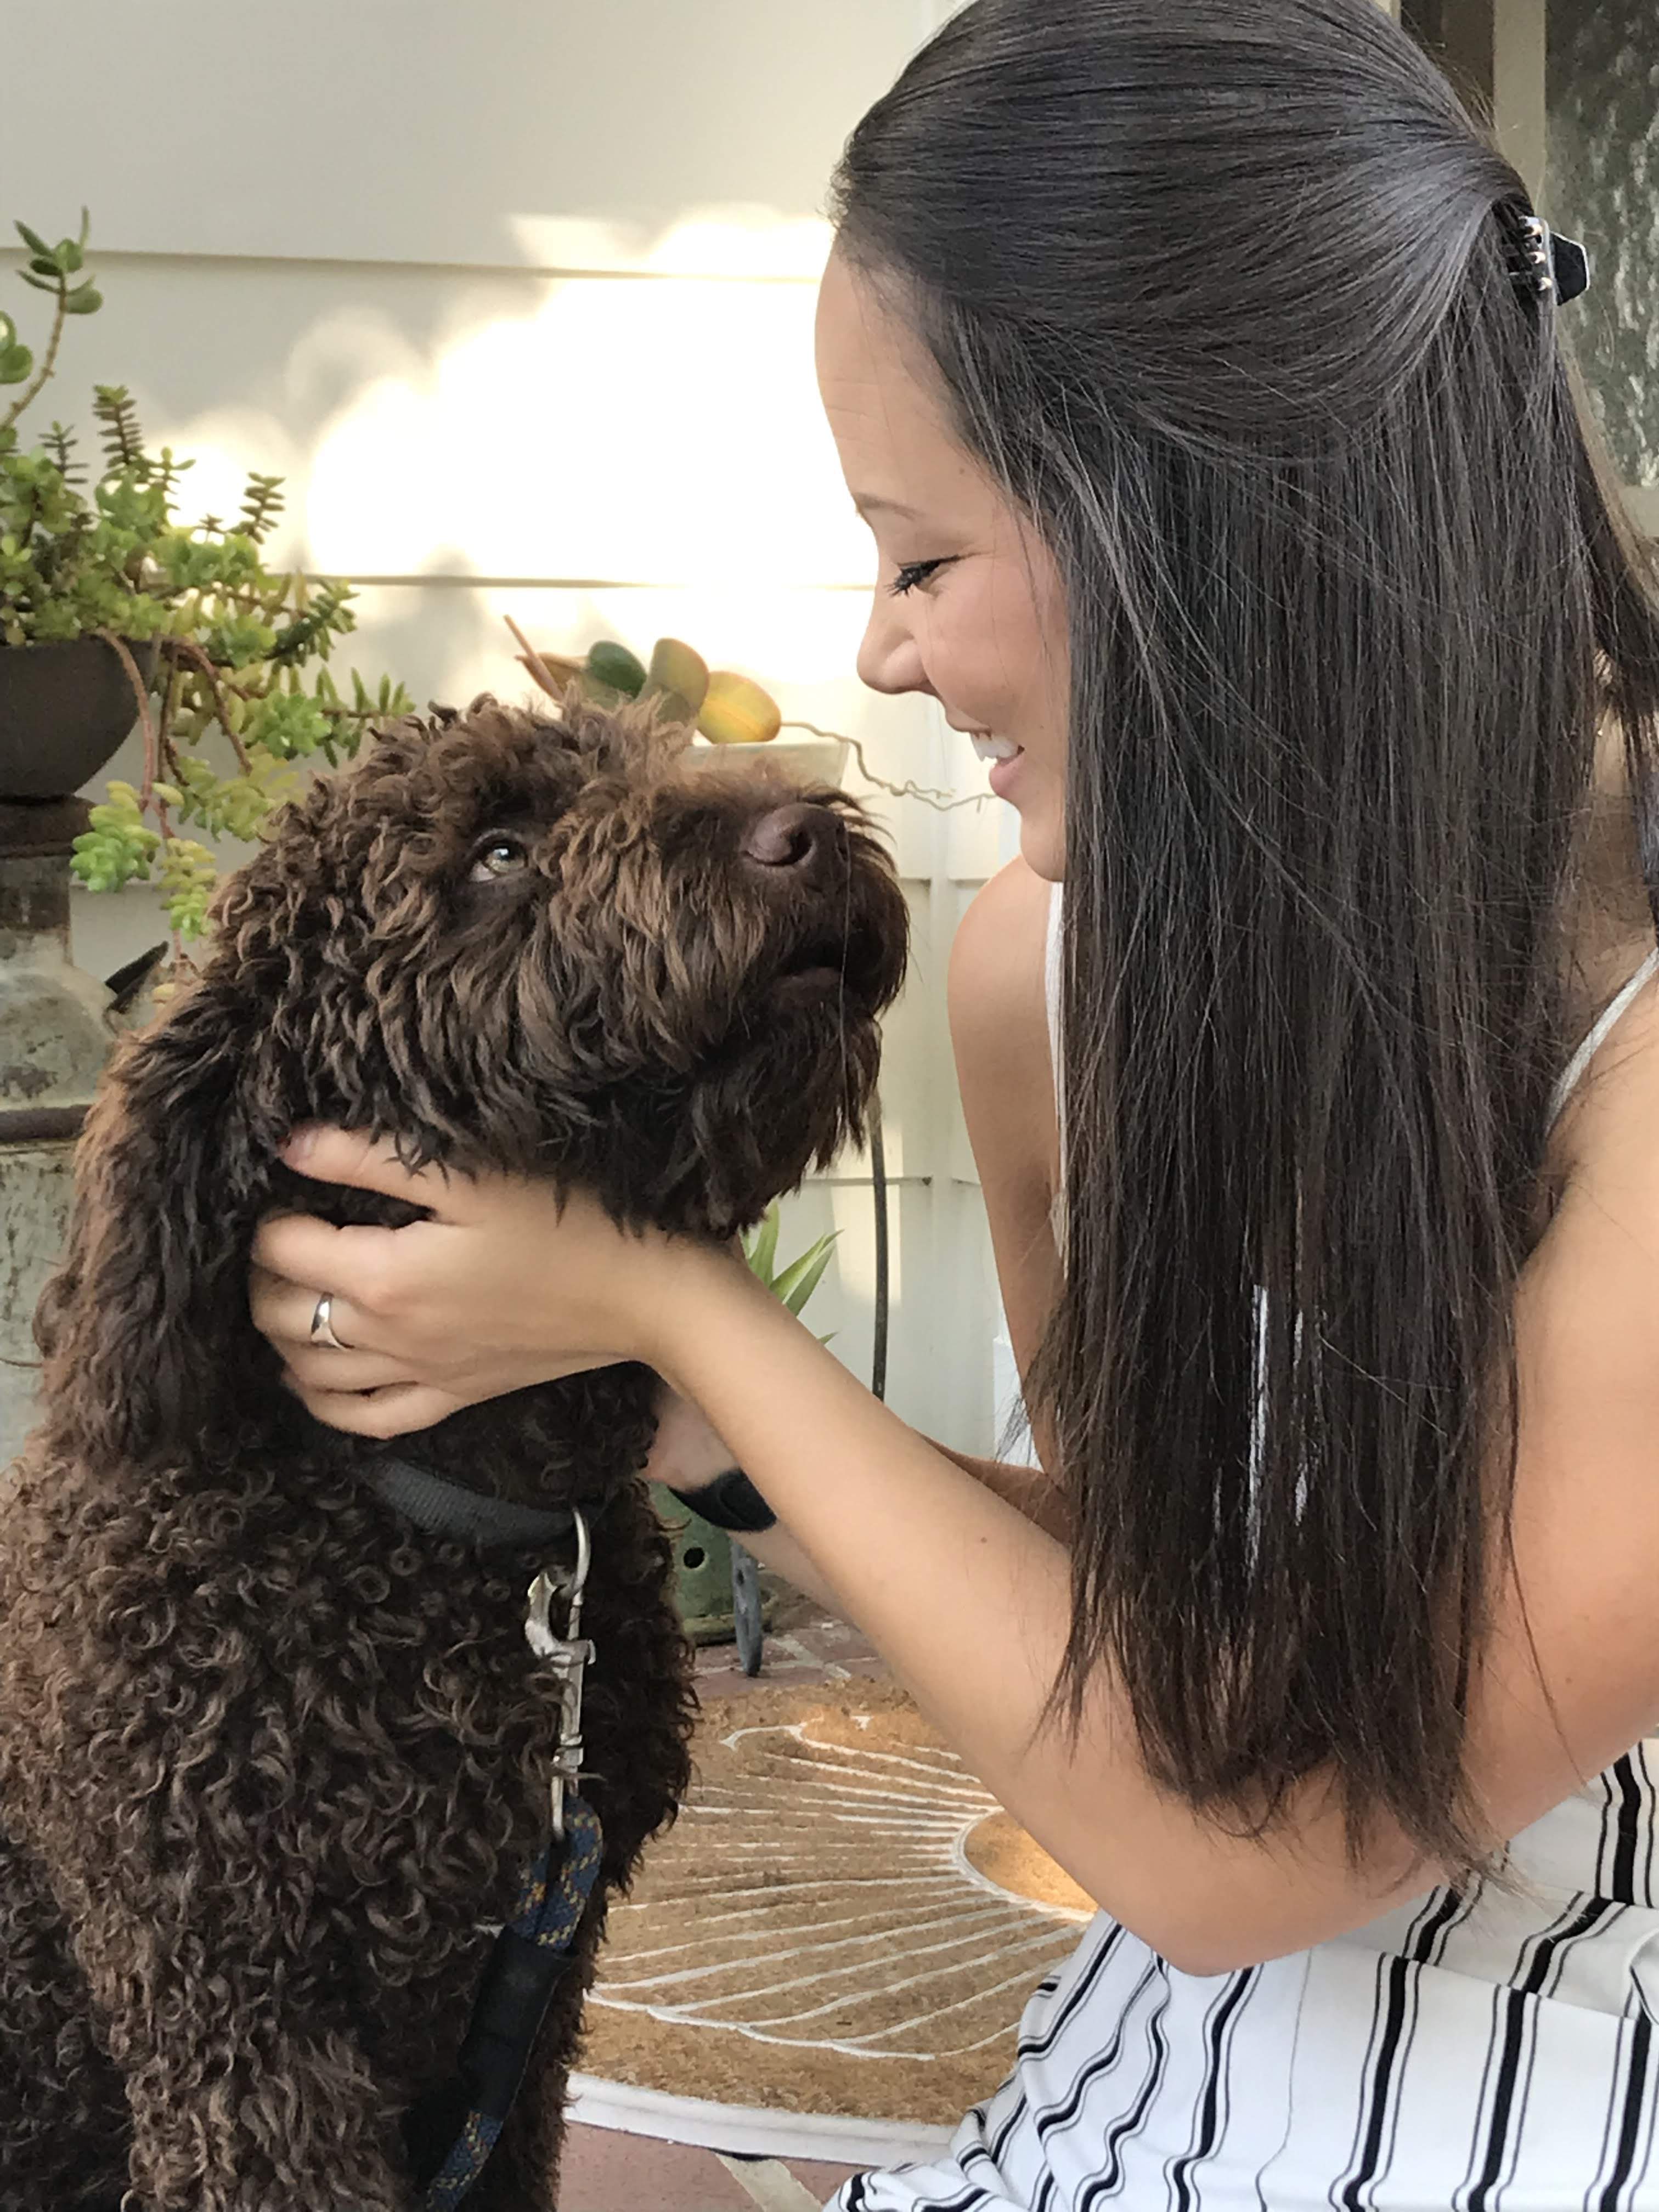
[833,911,1659,2212]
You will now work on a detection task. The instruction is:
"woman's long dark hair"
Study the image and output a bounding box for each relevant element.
[832,0,1659,1874]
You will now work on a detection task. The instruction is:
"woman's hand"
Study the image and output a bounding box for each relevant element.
[249,1126,701,1438]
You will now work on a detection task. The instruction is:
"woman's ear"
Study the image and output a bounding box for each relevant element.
[32,984,275,1471]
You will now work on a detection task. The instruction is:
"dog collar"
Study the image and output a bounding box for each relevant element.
[365,1458,576,1551]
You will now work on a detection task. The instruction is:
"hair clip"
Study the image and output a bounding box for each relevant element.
[1505,209,1591,304]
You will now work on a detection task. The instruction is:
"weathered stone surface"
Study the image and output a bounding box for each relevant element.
[0,1142,75,1461]
[0,851,118,1465]
[0,859,112,1121]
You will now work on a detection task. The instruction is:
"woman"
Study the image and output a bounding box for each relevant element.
[252,1,1659,2202]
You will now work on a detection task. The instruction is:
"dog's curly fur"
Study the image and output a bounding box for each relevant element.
[0,696,908,2210]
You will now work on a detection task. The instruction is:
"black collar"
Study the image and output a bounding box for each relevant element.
[365,1458,575,1551]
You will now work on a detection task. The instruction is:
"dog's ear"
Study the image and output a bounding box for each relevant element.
[32,981,274,1470]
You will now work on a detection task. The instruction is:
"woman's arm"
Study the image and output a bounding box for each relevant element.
[646,1381,1070,1618]
[252,1133,1423,1969]
[250,1118,1659,1972]
[640,1249,1420,1970]
[617,1200,1659,1974]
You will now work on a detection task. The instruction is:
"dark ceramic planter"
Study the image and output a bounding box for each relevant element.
[0,635,160,801]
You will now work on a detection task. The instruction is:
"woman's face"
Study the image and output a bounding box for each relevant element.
[815,247,1070,881]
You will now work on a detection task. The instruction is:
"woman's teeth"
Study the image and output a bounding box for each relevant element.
[970,733,1022,764]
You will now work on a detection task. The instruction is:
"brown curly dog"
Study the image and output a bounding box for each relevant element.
[0,696,908,2211]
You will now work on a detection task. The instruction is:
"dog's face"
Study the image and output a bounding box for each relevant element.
[202,694,909,1237]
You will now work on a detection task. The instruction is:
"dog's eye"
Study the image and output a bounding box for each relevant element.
[469,835,529,883]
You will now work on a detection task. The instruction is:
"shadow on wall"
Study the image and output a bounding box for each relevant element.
[2,0,939,268]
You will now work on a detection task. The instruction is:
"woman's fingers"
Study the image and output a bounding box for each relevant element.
[248,1146,671,1429]
[283,1345,413,1394]
[281,1377,465,1441]
[250,1214,408,1324]
[249,1265,419,1393]
[249,1262,369,1355]
[283,1125,455,1207]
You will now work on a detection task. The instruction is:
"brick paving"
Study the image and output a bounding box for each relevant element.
[692,1600,888,1699]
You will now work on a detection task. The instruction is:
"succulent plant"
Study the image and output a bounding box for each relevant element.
[505,619,988,820]
[511,623,784,747]
[2,212,414,943]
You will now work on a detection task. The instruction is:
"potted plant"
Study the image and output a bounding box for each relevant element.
[1,211,412,949]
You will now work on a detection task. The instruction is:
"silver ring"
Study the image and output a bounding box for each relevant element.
[309,1293,351,1352]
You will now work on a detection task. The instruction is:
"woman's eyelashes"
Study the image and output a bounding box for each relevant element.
[888,555,960,597]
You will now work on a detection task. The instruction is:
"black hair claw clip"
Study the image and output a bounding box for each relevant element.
[1508,211,1592,304]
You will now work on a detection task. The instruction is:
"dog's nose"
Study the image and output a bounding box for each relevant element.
[740,802,845,887]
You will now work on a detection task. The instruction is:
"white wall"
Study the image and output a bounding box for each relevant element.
[0,0,1011,1455]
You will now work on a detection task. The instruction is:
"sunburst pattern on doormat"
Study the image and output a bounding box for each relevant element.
[582,1683,1094,2129]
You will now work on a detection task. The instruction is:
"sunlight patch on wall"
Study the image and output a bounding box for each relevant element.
[303,213,869,591]
[306,375,457,578]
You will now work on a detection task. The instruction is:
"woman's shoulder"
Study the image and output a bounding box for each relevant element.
[949,857,1054,1011]
[1526,944,1659,1375]
[947,858,1057,1086]
[949,861,1063,1372]
[1480,955,1659,1841]
[1515,937,1659,1587]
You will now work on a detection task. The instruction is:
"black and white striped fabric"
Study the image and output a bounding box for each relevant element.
[827,922,1659,2211]
[831,1751,1659,2210]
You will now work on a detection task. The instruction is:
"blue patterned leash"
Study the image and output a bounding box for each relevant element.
[409,1511,603,2210]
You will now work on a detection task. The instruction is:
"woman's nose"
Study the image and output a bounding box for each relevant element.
[856,595,930,697]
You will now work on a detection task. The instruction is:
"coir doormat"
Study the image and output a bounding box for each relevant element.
[581,1682,1094,2131]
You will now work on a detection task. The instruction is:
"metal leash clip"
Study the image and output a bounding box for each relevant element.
[524,1506,594,1843]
